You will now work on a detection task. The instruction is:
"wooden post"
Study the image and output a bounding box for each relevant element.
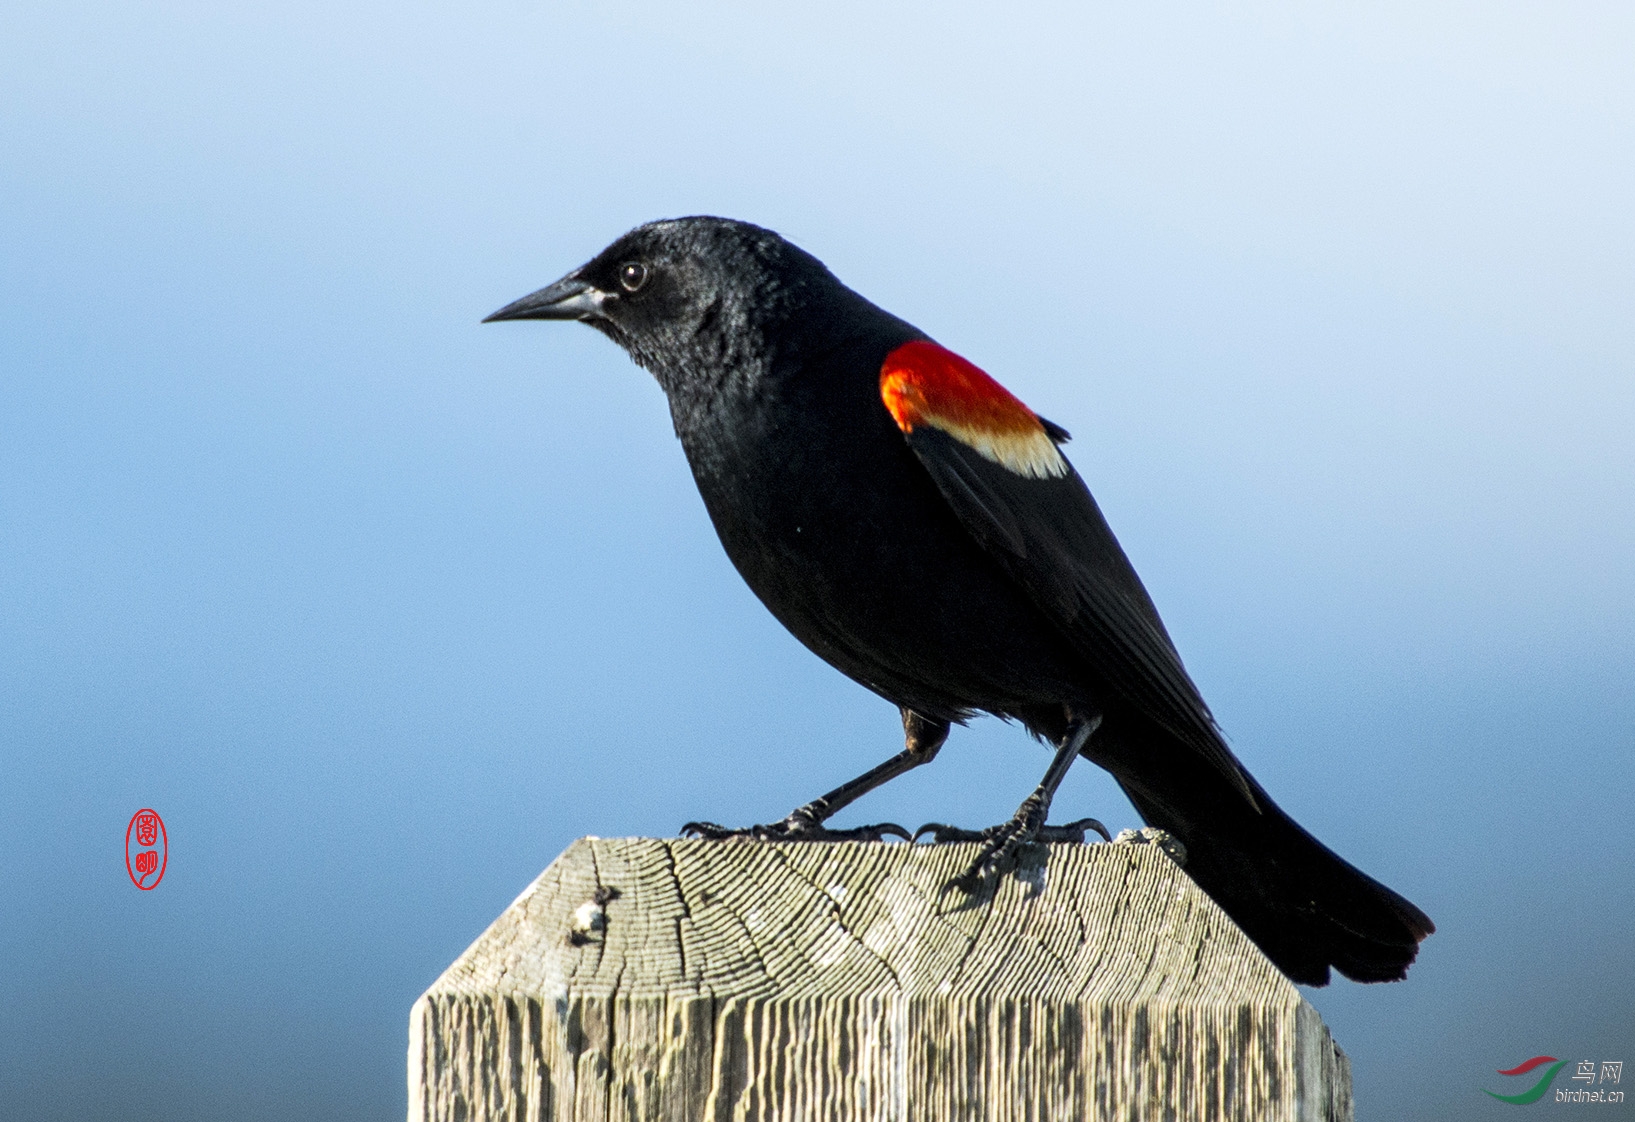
[409,836,1352,1121]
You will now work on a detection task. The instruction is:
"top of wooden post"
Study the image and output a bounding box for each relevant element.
[412,836,1353,1120]
[432,835,1296,1005]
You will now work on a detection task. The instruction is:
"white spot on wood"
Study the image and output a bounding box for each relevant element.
[571,900,605,933]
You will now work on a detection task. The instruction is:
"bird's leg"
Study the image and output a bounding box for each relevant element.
[772,710,950,834]
[682,710,949,843]
[918,713,1107,891]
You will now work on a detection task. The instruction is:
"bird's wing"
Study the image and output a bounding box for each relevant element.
[880,340,1254,803]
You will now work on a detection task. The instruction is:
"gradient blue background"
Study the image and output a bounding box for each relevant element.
[3,3,1631,1119]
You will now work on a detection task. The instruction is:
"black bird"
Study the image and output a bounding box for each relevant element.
[485,216,1433,985]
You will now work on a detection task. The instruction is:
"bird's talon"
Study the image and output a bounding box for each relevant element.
[823,821,913,842]
[1038,817,1113,844]
[679,817,909,843]
[913,822,990,844]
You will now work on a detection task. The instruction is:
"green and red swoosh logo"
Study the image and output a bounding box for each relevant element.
[1484,1056,1568,1104]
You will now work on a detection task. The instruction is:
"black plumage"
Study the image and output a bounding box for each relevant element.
[485,216,1433,985]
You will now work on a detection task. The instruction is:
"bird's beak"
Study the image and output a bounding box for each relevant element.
[482,274,606,323]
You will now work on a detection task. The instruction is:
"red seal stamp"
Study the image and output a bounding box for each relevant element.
[126,808,167,890]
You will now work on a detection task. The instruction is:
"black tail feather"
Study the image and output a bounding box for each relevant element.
[1090,723,1434,986]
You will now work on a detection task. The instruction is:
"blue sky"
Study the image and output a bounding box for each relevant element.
[3,2,1631,1118]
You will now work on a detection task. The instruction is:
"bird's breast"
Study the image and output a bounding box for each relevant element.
[671,371,1087,715]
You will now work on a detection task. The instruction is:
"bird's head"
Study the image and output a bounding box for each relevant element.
[484,216,851,392]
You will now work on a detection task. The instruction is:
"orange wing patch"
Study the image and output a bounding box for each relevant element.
[880,340,1068,479]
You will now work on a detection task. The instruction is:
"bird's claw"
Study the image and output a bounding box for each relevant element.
[953,795,1047,890]
[680,820,742,840]
[680,816,910,843]
[1042,817,1113,844]
[916,805,1112,893]
[913,815,1110,847]
[814,821,914,842]
[912,822,994,844]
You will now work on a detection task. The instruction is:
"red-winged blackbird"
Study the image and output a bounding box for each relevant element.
[486,216,1433,985]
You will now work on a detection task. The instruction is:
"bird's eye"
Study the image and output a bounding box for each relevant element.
[618,262,648,292]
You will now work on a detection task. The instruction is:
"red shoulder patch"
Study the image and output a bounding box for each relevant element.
[880,340,1067,479]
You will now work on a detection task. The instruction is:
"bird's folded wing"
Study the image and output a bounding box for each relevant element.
[880,341,1254,803]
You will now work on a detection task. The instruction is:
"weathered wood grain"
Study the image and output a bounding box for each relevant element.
[409,837,1352,1121]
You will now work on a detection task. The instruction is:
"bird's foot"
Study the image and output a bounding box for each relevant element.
[681,808,910,844]
[916,806,1111,892]
[913,817,1110,846]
